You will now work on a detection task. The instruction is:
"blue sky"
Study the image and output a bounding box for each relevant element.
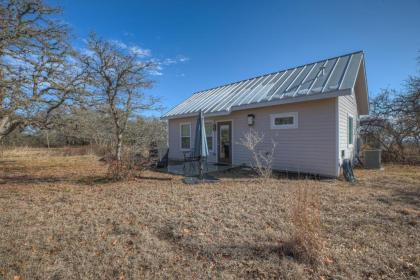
[54,0,420,116]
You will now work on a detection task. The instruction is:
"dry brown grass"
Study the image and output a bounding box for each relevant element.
[282,183,324,266]
[0,147,419,279]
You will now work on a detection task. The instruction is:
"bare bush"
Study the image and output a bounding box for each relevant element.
[283,183,324,266]
[106,147,151,181]
[239,128,276,180]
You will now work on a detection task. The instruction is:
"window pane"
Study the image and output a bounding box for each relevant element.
[207,136,213,150]
[205,123,213,150]
[348,117,354,145]
[275,116,294,125]
[181,124,190,137]
[205,123,213,137]
[181,137,190,149]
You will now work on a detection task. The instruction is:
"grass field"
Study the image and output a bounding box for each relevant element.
[0,147,419,279]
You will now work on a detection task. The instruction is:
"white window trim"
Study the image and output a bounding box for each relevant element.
[179,122,191,151]
[205,121,214,152]
[270,112,298,129]
[347,113,354,148]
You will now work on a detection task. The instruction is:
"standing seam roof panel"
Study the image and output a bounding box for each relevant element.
[235,74,275,106]
[162,51,364,118]
[325,55,351,91]
[203,80,247,113]
[201,83,240,112]
[180,88,219,115]
[169,91,207,116]
[247,72,284,104]
[256,71,287,102]
[339,52,363,90]
[202,82,242,113]
[295,61,327,95]
[309,58,338,93]
[267,68,298,101]
[214,78,263,112]
[184,85,228,114]
[210,79,253,112]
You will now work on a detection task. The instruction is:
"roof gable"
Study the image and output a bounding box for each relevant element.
[163,51,367,119]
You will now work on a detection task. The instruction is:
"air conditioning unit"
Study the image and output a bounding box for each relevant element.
[364,150,381,169]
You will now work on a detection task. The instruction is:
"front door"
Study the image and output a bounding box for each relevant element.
[217,121,232,164]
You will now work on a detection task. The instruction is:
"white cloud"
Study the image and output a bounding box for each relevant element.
[149,55,190,76]
[178,55,189,62]
[162,58,177,65]
[148,63,163,76]
[109,39,128,49]
[108,39,151,58]
[129,46,151,57]
[160,55,190,66]
[149,70,163,76]
[80,48,95,57]
[123,31,134,37]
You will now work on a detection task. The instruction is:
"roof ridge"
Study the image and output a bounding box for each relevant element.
[192,50,364,95]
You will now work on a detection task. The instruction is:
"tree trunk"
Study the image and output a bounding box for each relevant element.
[46,130,50,149]
[116,133,123,161]
[0,115,21,141]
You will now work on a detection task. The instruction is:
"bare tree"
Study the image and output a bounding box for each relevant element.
[360,71,419,163]
[0,0,83,139]
[239,128,276,180]
[81,34,158,161]
[0,0,85,140]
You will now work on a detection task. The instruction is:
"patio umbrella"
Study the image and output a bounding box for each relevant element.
[194,110,209,179]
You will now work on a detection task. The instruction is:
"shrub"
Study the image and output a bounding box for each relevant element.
[238,129,276,181]
[106,147,151,181]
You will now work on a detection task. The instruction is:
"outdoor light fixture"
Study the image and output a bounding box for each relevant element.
[247,114,255,126]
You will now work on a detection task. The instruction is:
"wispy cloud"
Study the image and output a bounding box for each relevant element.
[123,31,134,37]
[148,63,163,76]
[79,36,189,77]
[149,55,190,76]
[80,48,95,57]
[129,46,151,57]
[109,39,151,58]
[109,39,128,49]
[177,55,189,63]
[160,55,190,66]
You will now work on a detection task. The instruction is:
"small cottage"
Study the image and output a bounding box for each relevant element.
[162,51,369,177]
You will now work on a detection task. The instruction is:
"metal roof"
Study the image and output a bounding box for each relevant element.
[163,51,365,119]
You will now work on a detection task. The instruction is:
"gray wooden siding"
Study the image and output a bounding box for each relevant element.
[168,98,338,177]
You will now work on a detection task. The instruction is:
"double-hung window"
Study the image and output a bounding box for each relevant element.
[180,123,191,150]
